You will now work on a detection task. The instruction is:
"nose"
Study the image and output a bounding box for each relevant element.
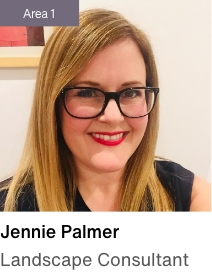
[98,99,124,124]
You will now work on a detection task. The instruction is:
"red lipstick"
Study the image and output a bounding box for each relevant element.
[89,131,127,146]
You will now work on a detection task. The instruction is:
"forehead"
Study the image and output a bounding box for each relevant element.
[73,39,146,87]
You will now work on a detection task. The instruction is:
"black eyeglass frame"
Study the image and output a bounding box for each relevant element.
[60,86,159,119]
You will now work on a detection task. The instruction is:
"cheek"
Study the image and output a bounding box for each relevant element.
[127,116,148,133]
[60,108,91,140]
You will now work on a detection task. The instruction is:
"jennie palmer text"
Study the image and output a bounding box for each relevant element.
[0,253,189,269]
[0,225,119,239]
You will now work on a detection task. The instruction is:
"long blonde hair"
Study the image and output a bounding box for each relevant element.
[2,9,174,211]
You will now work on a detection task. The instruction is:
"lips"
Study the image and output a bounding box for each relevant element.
[88,131,128,146]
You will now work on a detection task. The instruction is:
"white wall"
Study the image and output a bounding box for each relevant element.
[0,0,210,181]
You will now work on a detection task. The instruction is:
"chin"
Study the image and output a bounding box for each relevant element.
[89,153,129,173]
[91,162,126,173]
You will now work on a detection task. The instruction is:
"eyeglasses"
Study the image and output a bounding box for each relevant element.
[60,86,159,119]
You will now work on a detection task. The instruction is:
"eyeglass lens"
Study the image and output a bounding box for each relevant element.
[64,88,155,118]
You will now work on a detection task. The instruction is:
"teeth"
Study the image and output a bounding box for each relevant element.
[103,135,110,141]
[92,133,124,141]
[110,135,117,141]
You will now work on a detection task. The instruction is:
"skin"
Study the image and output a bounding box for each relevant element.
[190,176,211,211]
[60,39,211,211]
[60,39,148,210]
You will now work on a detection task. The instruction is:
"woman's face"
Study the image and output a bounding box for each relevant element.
[60,39,148,174]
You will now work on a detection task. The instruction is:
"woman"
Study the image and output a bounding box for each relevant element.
[0,9,210,211]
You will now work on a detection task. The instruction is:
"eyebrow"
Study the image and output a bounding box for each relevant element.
[73,80,145,87]
[121,81,145,87]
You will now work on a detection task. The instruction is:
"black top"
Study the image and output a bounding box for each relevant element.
[0,161,194,212]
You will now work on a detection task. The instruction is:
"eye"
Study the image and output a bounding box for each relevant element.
[75,88,98,98]
[121,89,142,98]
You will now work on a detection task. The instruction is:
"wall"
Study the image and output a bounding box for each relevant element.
[0,0,210,181]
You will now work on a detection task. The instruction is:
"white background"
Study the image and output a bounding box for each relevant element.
[0,0,211,181]
[0,213,211,275]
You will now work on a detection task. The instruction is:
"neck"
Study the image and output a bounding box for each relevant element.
[76,164,123,211]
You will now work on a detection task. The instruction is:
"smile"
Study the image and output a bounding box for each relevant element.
[89,132,128,146]
[93,133,124,141]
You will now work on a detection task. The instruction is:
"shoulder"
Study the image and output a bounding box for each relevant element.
[155,160,194,211]
[190,175,211,211]
[155,160,211,211]
[0,179,39,211]
[0,189,8,211]
[0,178,11,211]
[155,160,193,178]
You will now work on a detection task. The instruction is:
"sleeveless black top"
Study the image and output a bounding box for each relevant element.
[0,161,194,211]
